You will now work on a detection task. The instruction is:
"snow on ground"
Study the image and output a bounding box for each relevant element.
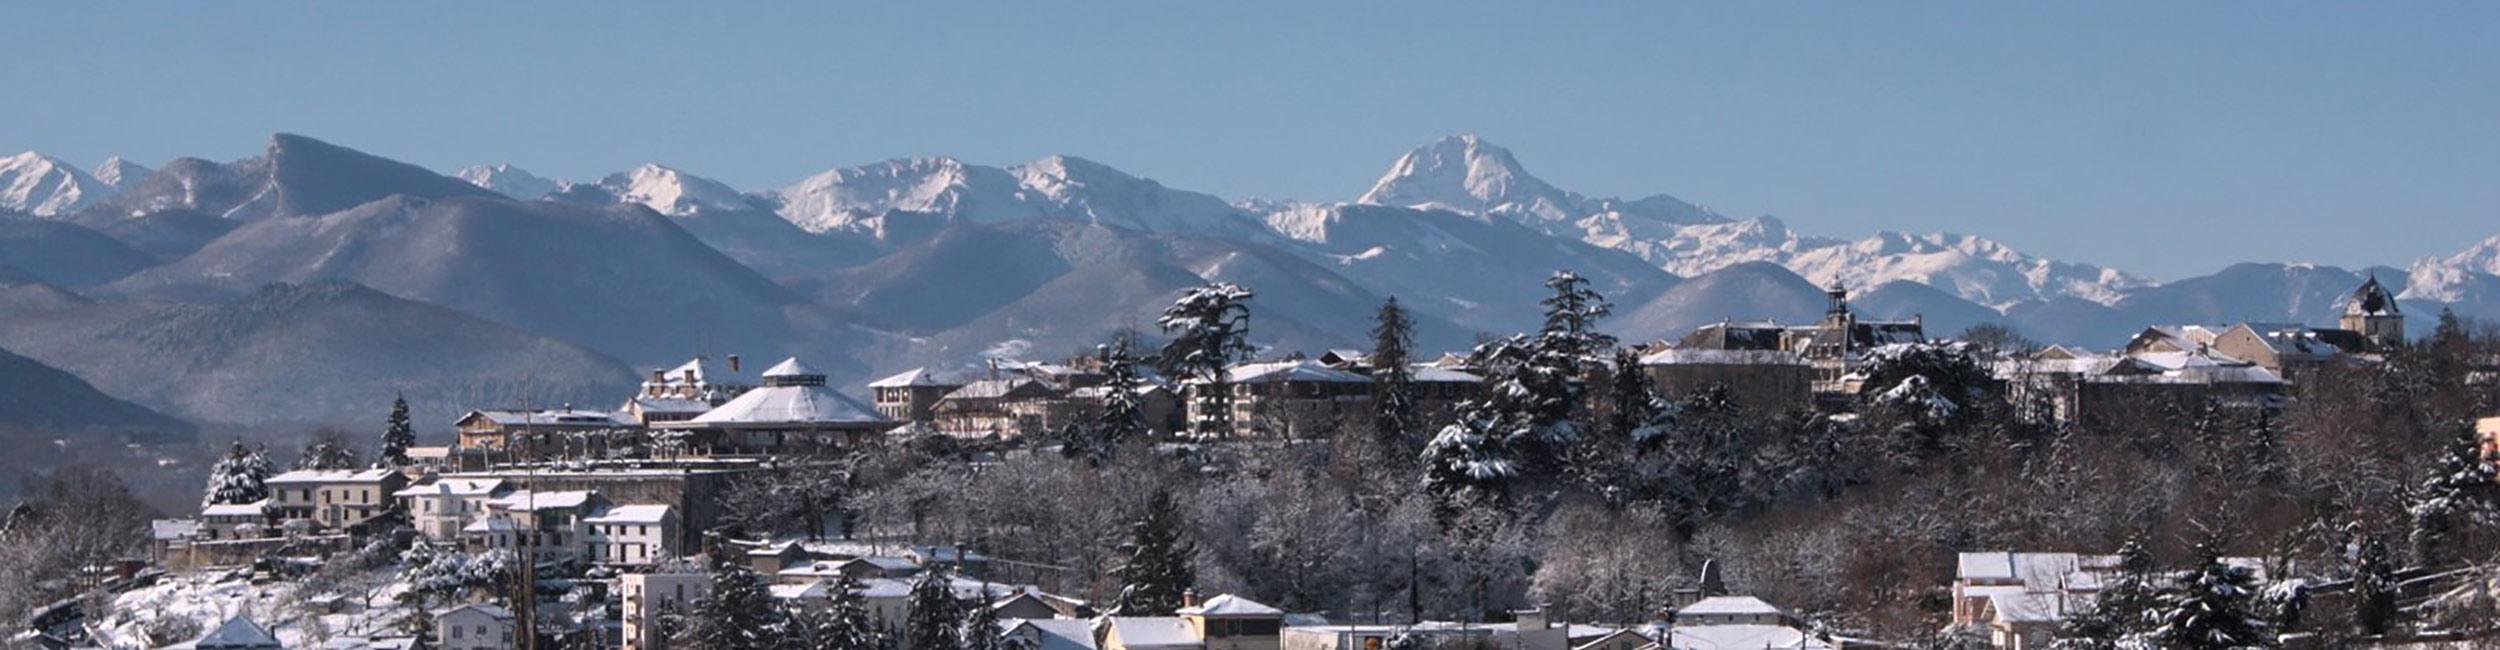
[98,566,419,649]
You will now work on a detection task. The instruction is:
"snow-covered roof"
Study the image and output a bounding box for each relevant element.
[584,504,670,524]
[1666,624,1832,650]
[192,615,282,649]
[1177,594,1283,617]
[266,468,399,485]
[764,357,823,378]
[944,378,1054,401]
[689,382,886,427]
[392,478,506,498]
[844,556,921,571]
[1224,360,1373,384]
[628,396,715,414]
[201,501,267,517]
[1640,349,1808,366]
[1009,619,1100,650]
[1675,596,1784,617]
[1985,591,2070,624]
[440,602,515,621]
[488,490,598,511]
[463,516,520,533]
[1108,617,1203,649]
[870,367,964,388]
[646,356,761,388]
[772,582,833,600]
[152,518,201,540]
[462,409,631,428]
[1409,366,1483,383]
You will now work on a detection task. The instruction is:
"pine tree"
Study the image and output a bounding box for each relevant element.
[905,566,967,650]
[294,430,361,471]
[2408,421,2496,567]
[2147,536,2276,650]
[1603,348,1661,444]
[1371,297,1420,452]
[1420,402,1523,504]
[378,395,415,468]
[1066,337,1149,466]
[2350,536,2399,636]
[960,588,1009,650]
[1158,282,1255,437]
[1538,270,1616,361]
[2056,534,2159,648]
[1109,490,1196,615]
[676,563,788,650]
[203,439,273,507]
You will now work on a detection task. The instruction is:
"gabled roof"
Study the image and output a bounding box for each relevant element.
[488,490,599,511]
[1408,366,1484,383]
[460,409,630,428]
[870,367,965,388]
[1177,593,1283,617]
[2347,275,2401,316]
[1224,360,1372,384]
[267,468,400,485]
[1108,617,1203,649]
[584,504,671,524]
[647,355,760,387]
[392,478,506,498]
[193,615,282,649]
[1675,596,1784,617]
[763,357,823,379]
[440,602,515,621]
[943,378,1058,401]
[202,500,268,517]
[1008,619,1100,650]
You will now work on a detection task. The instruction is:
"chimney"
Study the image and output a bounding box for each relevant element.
[729,354,742,373]
[1181,588,1200,610]
[650,369,664,383]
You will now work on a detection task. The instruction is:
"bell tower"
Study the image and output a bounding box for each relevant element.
[2341,274,2404,350]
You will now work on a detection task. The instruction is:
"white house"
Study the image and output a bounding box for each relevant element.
[393,478,509,540]
[582,504,676,566]
[436,603,516,650]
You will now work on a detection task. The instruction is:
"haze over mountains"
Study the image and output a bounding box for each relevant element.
[4,132,2498,433]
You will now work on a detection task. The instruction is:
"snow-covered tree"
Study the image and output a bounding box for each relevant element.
[720,462,851,540]
[2350,536,2399,636]
[1159,282,1255,437]
[377,394,415,468]
[960,587,1010,650]
[1372,297,1421,452]
[203,439,274,507]
[905,566,967,650]
[2055,534,2159,648]
[676,562,787,650]
[1538,270,1616,362]
[2147,536,2276,650]
[2407,421,2496,567]
[1065,337,1149,466]
[1109,490,1196,615]
[294,430,361,471]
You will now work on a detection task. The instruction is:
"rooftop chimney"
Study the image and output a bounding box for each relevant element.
[729,354,742,373]
[1181,588,1200,610]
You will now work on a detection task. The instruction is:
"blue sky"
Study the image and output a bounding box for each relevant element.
[5,3,2495,280]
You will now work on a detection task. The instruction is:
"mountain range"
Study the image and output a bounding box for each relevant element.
[3,132,2497,433]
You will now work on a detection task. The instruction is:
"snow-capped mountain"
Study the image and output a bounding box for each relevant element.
[91,157,151,191]
[0,152,115,216]
[1355,135,2147,308]
[2403,234,2500,303]
[456,163,564,201]
[776,155,1262,240]
[600,164,758,216]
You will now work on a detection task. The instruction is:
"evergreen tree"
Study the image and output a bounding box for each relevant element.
[1109,490,1196,615]
[294,430,361,471]
[1158,282,1255,437]
[203,439,274,507]
[2056,534,2159,648]
[2408,421,2497,567]
[905,566,967,650]
[2147,536,2276,650]
[2350,535,2399,636]
[1420,400,1524,504]
[1537,270,1616,361]
[1065,338,1149,466]
[960,588,1009,650]
[676,562,788,650]
[1603,348,1663,444]
[378,395,415,468]
[1371,297,1420,452]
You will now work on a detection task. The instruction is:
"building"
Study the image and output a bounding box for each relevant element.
[1006,619,1101,650]
[686,357,892,454]
[868,367,967,423]
[932,377,1070,437]
[1675,285,1923,394]
[1995,347,2289,424]
[264,469,408,531]
[462,490,608,561]
[582,504,677,566]
[453,409,635,453]
[622,571,709,650]
[169,616,284,649]
[639,355,762,403]
[1951,551,2266,650]
[393,478,510,539]
[1105,593,1287,650]
[198,501,269,540]
[1637,349,1813,411]
[435,603,517,650]
[2341,275,2406,351]
[1195,361,1373,438]
[1671,596,1789,627]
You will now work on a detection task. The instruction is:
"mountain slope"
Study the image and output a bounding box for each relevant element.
[0,152,116,217]
[0,217,160,288]
[0,344,193,440]
[104,195,804,365]
[1615,261,1833,343]
[777,155,1268,241]
[1257,202,1678,333]
[74,133,500,222]
[0,281,637,428]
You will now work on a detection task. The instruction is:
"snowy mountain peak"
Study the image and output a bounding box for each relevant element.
[778,156,1030,234]
[1357,134,1577,222]
[0,151,113,216]
[456,164,563,201]
[2402,234,2500,302]
[600,163,753,216]
[92,156,151,190]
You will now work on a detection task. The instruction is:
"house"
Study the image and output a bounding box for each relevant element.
[622,570,710,650]
[1661,625,1835,650]
[1675,285,1922,394]
[1105,593,1286,650]
[1005,619,1100,650]
[168,616,284,649]
[582,504,676,566]
[264,469,408,531]
[1571,629,1652,650]
[622,396,715,426]
[639,355,762,403]
[1638,348,1813,411]
[393,478,510,540]
[2341,275,2407,351]
[1197,361,1373,438]
[198,501,269,540]
[462,490,607,560]
[933,377,1070,437]
[1105,617,1208,650]
[869,367,967,423]
[435,603,517,650]
[453,409,634,452]
[1671,596,1788,627]
[687,358,892,454]
[746,541,819,575]
[1069,383,1187,434]
[1950,551,2267,649]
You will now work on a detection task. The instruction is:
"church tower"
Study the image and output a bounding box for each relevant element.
[2341,274,2404,350]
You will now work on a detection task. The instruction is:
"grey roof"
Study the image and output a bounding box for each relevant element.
[194,616,282,649]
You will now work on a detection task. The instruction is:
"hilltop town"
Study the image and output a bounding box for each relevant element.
[2,268,2492,650]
